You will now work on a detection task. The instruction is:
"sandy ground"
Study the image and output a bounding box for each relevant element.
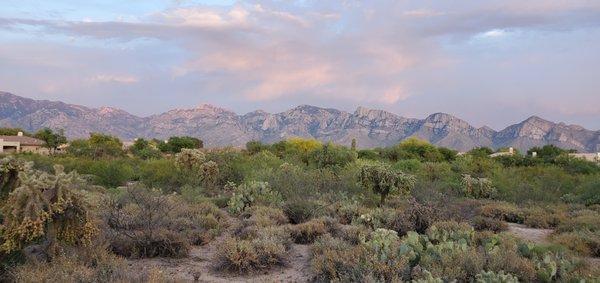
[125,215,314,283]
[126,243,313,282]
[506,223,553,244]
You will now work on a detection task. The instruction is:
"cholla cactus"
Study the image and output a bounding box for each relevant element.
[461,174,496,199]
[359,162,416,206]
[227,181,282,214]
[174,148,206,171]
[0,156,33,199]
[475,270,519,283]
[201,160,219,189]
[365,228,400,261]
[0,165,97,255]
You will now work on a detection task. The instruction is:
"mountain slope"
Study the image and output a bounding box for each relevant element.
[1,91,598,152]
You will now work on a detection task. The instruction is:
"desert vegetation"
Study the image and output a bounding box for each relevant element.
[1,133,599,282]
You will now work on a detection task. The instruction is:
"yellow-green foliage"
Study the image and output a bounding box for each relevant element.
[1,165,96,254]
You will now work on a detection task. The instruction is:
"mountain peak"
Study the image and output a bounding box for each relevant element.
[522,115,553,125]
[0,91,598,152]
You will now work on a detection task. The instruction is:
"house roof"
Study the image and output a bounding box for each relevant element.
[0,135,45,146]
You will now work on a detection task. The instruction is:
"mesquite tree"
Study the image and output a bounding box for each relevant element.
[359,162,416,206]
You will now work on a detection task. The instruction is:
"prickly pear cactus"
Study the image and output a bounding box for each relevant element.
[365,228,400,261]
[227,181,282,214]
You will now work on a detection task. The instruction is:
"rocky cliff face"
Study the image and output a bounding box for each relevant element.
[1,91,598,152]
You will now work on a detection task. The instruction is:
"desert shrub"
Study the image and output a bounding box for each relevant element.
[556,209,600,233]
[88,159,134,188]
[472,216,508,233]
[311,235,369,282]
[329,200,367,225]
[461,174,496,199]
[289,218,329,244]
[283,199,322,224]
[227,181,282,214]
[331,224,370,245]
[239,206,288,229]
[11,250,125,283]
[479,201,524,223]
[102,186,226,258]
[391,199,440,235]
[138,159,182,190]
[522,207,566,229]
[552,230,600,257]
[214,229,289,274]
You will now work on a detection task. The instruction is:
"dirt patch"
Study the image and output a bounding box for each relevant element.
[125,214,314,282]
[126,243,313,282]
[507,223,553,244]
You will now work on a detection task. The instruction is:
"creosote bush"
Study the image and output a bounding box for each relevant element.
[102,185,226,258]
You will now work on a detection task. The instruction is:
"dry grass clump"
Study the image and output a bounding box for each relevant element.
[556,209,600,233]
[552,231,600,257]
[214,226,290,274]
[289,218,329,244]
[11,246,126,283]
[391,198,440,235]
[283,199,323,224]
[522,207,566,229]
[479,201,524,223]
[235,206,288,238]
[471,216,508,233]
[311,235,369,282]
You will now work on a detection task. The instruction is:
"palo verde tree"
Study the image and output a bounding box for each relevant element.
[0,160,97,258]
[359,162,416,206]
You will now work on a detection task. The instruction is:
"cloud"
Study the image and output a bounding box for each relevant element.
[0,1,600,129]
[88,74,139,84]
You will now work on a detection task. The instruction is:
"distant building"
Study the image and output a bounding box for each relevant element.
[490,147,514,158]
[0,132,48,154]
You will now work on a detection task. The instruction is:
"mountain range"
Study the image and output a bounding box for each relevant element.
[1,91,598,152]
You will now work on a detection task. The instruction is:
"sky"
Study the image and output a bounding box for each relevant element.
[1,0,599,130]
